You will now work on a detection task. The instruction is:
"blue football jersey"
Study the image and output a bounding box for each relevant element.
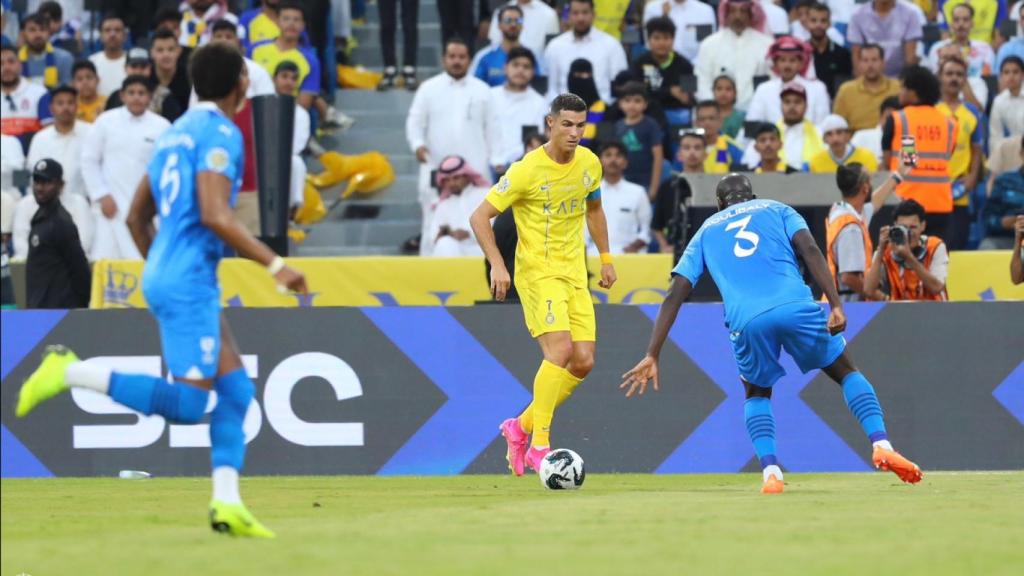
[142,103,243,299]
[673,199,814,331]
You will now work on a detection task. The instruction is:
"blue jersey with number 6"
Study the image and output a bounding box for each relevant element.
[673,199,813,331]
[143,103,243,300]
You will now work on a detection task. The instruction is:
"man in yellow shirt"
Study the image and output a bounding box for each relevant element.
[239,0,282,52]
[470,93,617,477]
[935,55,983,250]
[248,3,319,109]
[833,44,902,131]
[811,114,879,173]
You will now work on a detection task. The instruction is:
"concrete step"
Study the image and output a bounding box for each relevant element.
[337,88,416,111]
[363,4,441,24]
[300,218,421,248]
[294,244,403,256]
[351,45,440,69]
[327,126,411,155]
[353,23,443,48]
[340,110,407,130]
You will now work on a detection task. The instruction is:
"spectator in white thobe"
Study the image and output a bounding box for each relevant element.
[27,85,90,198]
[745,36,831,126]
[488,47,548,174]
[544,0,628,103]
[430,156,490,257]
[81,76,169,260]
[695,0,774,109]
[407,38,494,255]
[587,142,651,254]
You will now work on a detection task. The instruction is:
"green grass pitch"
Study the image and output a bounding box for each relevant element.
[3,472,1022,575]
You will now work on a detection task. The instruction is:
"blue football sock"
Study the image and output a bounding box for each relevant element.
[842,372,888,443]
[744,397,778,469]
[210,368,255,471]
[108,372,209,424]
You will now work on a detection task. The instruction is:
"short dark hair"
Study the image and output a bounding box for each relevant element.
[900,65,941,106]
[151,27,178,45]
[211,19,239,36]
[645,16,676,38]
[153,7,182,29]
[37,1,62,22]
[570,0,595,7]
[506,46,536,69]
[190,43,245,100]
[72,60,98,77]
[498,5,524,20]
[679,131,706,146]
[754,123,780,139]
[939,54,967,74]
[49,84,77,99]
[880,95,900,114]
[550,93,588,116]
[444,37,470,55]
[1001,55,1024,72]
[22,12,49,29]
[2,45,18,57]
[274,60,300,77]
[100,13,125,28]
[619,81,647,100]
[695,99,720,113]
[836,163,869,198]
[122,74,153,93]
[808,1,830,15]
[893,199,926,222]
[599,141,627,156]
[951,2,975,17]
[860,43,885,60]
[278,1,306,21]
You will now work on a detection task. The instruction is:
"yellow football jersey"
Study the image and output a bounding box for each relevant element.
[485,145,603,289]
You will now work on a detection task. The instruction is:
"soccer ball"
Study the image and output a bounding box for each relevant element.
[539,449,585,490]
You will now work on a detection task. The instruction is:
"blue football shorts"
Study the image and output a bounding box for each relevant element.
[144,286,222,380]
[728,300,846,388]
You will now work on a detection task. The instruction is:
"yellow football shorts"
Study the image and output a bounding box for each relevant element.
[518,277,596,341]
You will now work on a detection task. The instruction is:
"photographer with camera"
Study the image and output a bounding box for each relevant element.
[864,199,948,301]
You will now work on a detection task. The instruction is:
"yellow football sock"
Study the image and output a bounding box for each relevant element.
[529,360,566,447]
[519,365,584,437]
[518,403,534,434]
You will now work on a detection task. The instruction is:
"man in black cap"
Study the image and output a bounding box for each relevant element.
[25,158,91,309]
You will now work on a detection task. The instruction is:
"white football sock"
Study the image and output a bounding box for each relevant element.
[763,464,783,483]
[212,466,241,504]
[873,440,894,451]
[64,362,111,394]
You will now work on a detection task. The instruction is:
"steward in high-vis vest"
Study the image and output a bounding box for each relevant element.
[865,199,949,301]
[825,161,907,301]
[882,66,957,237]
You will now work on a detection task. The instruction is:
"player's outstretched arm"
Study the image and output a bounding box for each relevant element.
[792,229,846,334]
[621,275,693,398]
[469,199,510,301]
[196,172,307,294]
[127,176,157,258]
[586,198,617,289]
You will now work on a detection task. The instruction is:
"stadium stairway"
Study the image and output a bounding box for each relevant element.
[296,2,443,256]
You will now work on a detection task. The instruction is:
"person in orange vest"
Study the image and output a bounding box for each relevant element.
[826,156,911,301]
[864,199,948,301]
[881,65,957,242]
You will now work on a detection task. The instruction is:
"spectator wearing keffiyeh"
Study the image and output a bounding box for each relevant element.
[178,0,241,49]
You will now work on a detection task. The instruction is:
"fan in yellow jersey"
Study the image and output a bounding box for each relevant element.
[470,93,618,477]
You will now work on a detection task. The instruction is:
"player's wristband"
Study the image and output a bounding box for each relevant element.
[267,256,286,276]
[891,172,904,184]
[599,253,613,266]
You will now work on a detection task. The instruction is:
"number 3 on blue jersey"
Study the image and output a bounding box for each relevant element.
[159,152,180,217]
[725,215,760,257]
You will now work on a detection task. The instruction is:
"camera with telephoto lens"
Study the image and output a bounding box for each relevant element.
[890,224,909,246]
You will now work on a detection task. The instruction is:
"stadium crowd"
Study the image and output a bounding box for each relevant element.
[2,0,1023,308]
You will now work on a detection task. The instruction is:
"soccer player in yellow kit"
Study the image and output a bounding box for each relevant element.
[470,93,618,476]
